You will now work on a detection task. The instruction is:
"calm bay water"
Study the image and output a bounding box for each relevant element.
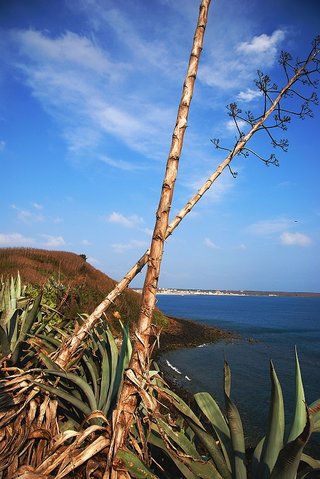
[156,294,320,449]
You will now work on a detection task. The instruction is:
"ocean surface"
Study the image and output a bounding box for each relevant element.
[156,294,320,450]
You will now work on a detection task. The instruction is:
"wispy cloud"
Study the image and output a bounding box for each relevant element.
[183,168,236,204]
[9,28,174,161]
[225,119,247,132]
[199,29,286,91]
[204,237,221,249]
[236,88,262,103]
[280,232,312,247]
[32,202,43,210]
[11,204,44,224]
[0,140,6,152]
[237,30,285,58]
[247,218,292,236]
[0,232,34,246]
[107,212,144,228]
[40,234,66,247]
[99,155,146,171]
[111,239,148,253]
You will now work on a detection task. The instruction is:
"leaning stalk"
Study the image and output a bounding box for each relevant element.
[54,42,318,371]
[107,0,212,473]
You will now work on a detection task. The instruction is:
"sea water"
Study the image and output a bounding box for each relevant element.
[156,294,320,451]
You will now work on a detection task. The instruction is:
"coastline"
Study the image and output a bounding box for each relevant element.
[155,315,237,354]
[152,315,237,406]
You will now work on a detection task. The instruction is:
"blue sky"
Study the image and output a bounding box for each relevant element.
[0,0,319,292]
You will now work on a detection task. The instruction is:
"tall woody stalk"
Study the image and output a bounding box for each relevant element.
[107,0,212,472]
[55,35,320,371]
[55,0,211,369]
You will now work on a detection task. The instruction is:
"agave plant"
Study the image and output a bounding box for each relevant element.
[0,274,43,365]
[118,351,320,479]
[32,320,132,429]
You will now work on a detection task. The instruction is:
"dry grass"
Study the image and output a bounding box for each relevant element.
[0,248,141,326]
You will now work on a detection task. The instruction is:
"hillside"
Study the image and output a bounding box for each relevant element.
[0,247,167,329]
[0,247,233,348]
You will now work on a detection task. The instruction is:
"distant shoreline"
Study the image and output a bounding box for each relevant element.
[133,288,320,297]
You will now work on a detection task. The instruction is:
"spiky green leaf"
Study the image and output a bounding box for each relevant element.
[270,410,311,479]
[195,391,232,471]
[258,361,285,479]
[224,361,247,479]
[287,348,306,442]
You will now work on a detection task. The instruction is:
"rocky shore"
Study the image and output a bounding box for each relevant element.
[152,315,237,406]
[155,315,236,353]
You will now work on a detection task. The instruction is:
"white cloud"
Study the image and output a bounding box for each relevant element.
[204,238,221,249]
[14,30,117,77]
[107,212,144,228]
[200,29,286,91]
[99,155,145,171]
[226,119,247,132]
[236,88,262,103]
[0,140,6,152]
[280,232,312,247]
[11,204,44,224]
[111,239,148,253]
[0,233,34,246]
[247,218,292,236]
[32,202,43,209]
[10,28,174,161]
[40,234,66,247]
[185,169,236,204]
[237,30,285,57]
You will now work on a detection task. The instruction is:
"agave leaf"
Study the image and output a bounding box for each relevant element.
[9,276,16,310]
[0,324,10,357]
[287,348,306,442]
[258,361,285,479]
[116,449,159,479]
[36,333,61,349]
[187,419,232,479]
[269,409,311,479]
[195,391,232,471]
[33,380,92,418]
[38,351,64,371]
[158,386,205,430]
[103,329,123,415]
[223,361,247,479]
[16,272,22,298]
[156,417,202,459]
[183,457,226,479]
[98,331,116,413]
[41,368,98,412]
[252,437,265,479]
[301,453,320,469]
[148,427,198,479]
[111,322,132,406]
[82,352,100,399]
[11,293,43,364]
[7,309,19,348]
[157,382,229,477]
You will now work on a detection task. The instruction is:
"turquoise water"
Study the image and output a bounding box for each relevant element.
[156,294,320,451]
